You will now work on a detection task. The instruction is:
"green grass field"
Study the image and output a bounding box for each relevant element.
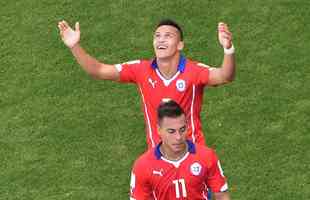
[1,0,310,199]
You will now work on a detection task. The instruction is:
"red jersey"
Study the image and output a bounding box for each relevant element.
[117,56,210,148]
[130,140,228,200]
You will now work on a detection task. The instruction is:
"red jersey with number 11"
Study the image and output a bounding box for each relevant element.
[130,141,228,200]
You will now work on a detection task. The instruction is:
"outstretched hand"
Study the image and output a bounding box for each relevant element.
[218,22,232,49]
[58,20,80,48]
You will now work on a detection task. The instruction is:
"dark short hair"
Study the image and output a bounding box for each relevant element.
[157,99,185,125]
[156,19,184,41]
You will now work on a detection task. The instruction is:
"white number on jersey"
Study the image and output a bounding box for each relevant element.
[172,179,187,198]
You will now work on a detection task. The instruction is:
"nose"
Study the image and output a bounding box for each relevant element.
[156,35,166,43]
[174,131,183,140]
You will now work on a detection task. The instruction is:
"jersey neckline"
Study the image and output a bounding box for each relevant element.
[154,140,196,160]
[151,55,187,73]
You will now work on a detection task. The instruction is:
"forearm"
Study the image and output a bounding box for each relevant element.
[220,52,235,83]
[70,44,103,77]
[214,191,231,200]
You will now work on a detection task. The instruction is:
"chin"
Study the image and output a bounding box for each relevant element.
[155,53,169,59]
[155,50,173,59]
[172,144,185,152]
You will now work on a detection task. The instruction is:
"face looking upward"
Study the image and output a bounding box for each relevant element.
[153,25,184,60]
[158,114,188,156]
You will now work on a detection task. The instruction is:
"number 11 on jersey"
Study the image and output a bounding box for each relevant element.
[173,179,187,198]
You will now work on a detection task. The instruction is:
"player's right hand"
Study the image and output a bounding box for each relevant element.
[58,20,80,49]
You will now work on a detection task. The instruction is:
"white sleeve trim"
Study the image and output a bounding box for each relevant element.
[197,63,215,71]
[115,64,123,72]
[197,63,210,68]
[220,182,228,192]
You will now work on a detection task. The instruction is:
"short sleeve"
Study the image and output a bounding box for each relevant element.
[205,150,228,193]
[117,60,143,83]
[195,62,212,85]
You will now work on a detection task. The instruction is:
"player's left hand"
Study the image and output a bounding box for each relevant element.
[218,22,232,49]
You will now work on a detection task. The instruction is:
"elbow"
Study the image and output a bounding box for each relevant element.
[88,70,100,79]
[88,63,103,79]
[219,66,235,84]
[90,74,101,80]
[226,75,235,83]
[222,74,235,84]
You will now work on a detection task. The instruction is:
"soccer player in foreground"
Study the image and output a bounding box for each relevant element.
[58,19,235,148]
[130,99,231,200]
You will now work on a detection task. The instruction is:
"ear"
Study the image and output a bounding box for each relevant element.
[177,41,184,51]
[157,125,163,137]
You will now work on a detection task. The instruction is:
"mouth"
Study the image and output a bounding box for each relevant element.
[172,143,183,148]
[156,45,168,50]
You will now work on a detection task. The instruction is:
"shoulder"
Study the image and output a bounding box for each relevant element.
[195,144,215,154]
[120,59,148,66]
[120,59,153,73]
[194,144,218,164]
[117,58,152,67]
[186,58,212,70]
[133,149,156,171]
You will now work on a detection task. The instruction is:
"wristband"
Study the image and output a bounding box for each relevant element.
[224,44,235,55]
[115,64,123,72]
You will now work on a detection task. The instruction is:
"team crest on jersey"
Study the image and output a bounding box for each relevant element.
[190,162,202,176]
[176,79,186,92]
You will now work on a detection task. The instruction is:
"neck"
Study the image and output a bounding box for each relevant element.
[156,53,181,79]
[160,142,188,161]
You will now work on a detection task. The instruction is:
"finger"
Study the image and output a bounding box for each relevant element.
[58,21,67,31]
[62,20,70,29]
[218,22,226,28]
[218,22,228,27]
[57,24,63,32]
[220,32,232,40]
[75,22,80,32]
[218,22,229,32]
[58,22,65,31]
[222,36,232,42]
[221,31,231,37]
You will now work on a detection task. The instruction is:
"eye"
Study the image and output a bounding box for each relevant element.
[179,126,187,134]
[167,129,176,134]
[154,33,161,38]
[164,33,173,38]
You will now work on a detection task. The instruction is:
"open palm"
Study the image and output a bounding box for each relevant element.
[58,20,80,48]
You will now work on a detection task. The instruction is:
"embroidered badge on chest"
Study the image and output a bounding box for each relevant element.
[190,162,202,176]
[176,79,186,92]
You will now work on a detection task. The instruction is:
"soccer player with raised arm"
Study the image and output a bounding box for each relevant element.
[58,19,235,148]
[130,99,231,200]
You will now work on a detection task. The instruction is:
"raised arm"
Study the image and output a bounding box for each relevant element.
[208,22,236,86]
[58,20,120,81]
